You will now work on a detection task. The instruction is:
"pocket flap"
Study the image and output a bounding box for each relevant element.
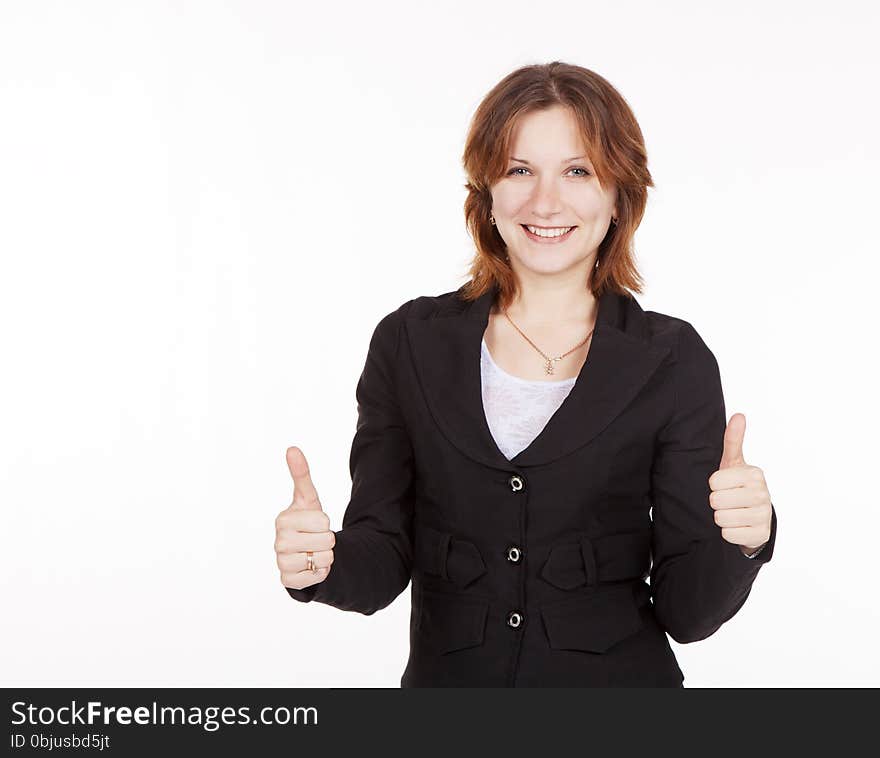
[540,531,651,590]
[540,588,645,653]
[419,589,489,655]
[540,538,597,589]
[414,525,487,588]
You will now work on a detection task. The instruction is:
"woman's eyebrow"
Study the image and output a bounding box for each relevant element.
[509,155,587,164]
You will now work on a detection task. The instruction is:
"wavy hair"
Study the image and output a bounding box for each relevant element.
[458,61,654,311]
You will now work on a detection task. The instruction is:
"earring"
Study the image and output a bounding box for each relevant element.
[490,214,496,225]
[611,217,618,225]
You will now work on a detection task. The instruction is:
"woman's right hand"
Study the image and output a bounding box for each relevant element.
[275,446,335,591]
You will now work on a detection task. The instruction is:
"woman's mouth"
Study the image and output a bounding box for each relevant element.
[520,224,577,243]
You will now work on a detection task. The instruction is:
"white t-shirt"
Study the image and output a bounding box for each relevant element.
[480,337,577,461]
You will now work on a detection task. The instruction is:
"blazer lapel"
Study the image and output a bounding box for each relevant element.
[404,281,671,470]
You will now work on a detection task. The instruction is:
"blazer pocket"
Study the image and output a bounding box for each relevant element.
[418,588,489,655]
[540,587,646,654]
[414,524,488,588]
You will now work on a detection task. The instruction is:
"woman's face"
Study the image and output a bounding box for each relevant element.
[490,105,618,278]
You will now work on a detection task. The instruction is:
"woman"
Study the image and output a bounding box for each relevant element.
[275,61,777,687]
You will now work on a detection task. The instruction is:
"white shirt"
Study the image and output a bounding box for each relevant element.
[480,337,577,461]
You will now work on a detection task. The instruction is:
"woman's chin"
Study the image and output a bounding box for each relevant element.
[509,251,590,275]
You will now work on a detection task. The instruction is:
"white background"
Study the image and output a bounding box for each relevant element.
[1,0,877,687]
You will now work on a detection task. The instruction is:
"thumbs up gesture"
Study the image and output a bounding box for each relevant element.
[275,446,336,590]
[707,413,773,557]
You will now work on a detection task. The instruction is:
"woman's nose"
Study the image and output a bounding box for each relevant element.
[529,177,564,216]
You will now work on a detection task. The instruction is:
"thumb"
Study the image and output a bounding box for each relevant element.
[285,446,324,511]
[719,413,747,469]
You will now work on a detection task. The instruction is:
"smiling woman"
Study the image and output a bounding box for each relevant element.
[281,60,777,689]
[459,63,653,312]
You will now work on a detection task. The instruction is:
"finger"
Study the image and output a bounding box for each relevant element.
[710,486,770,510]
[280,566,330,590]
[712,505,757,528]
[275,529,336,554]
[277,548,334,572]
[286,446,323,510]
[720,525,766,547]
[277,509,331,534]
[709,464,765,493]
[719,413,747,469]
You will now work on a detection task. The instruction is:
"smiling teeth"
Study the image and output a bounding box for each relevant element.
[526,225,573,237]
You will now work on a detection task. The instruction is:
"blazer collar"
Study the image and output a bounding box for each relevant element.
[404,281,671,470]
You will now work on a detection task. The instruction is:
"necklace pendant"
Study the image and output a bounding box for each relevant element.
[545,358,555,375]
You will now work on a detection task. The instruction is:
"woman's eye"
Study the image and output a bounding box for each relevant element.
[506,166,590,177]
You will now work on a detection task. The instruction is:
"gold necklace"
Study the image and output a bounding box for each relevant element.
[503,310,594,376]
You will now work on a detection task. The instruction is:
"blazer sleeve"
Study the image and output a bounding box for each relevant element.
[648,321,777,644]
[285,303,416,615]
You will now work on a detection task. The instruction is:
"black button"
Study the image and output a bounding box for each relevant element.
[507,611,524,628]
[508,474,524,492]
[506,546,522,563]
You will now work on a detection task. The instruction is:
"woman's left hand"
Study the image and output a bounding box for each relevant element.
[708,413,773,556]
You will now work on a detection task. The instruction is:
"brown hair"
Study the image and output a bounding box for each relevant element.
[458,61,654,312]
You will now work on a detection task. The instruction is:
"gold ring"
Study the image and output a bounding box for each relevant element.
[306,551,316,573]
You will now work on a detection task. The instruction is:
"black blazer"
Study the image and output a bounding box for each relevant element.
[287,282,777,687]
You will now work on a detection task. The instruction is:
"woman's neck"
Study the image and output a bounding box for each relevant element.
[500,278,597,327]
